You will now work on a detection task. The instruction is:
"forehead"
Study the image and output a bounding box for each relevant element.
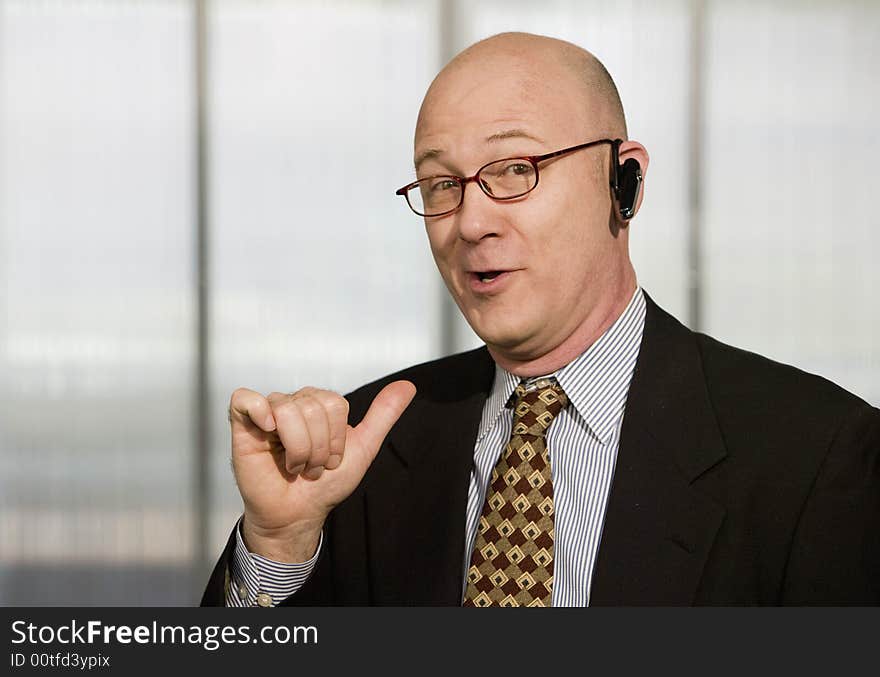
[414,57,588,164]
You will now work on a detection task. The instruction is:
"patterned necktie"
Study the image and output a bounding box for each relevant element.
[464,378,569,607]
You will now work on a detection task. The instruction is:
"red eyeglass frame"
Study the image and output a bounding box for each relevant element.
[395,138,622,217]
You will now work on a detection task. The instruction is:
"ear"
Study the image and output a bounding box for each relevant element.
[617,140,649,217]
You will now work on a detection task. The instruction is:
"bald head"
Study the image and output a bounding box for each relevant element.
[408,32,647,376]
[417,32,627,144]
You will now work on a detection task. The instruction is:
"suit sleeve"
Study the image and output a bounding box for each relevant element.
[200,527,236,606]
[782,403,880,604]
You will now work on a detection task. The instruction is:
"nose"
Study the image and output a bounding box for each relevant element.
[454,177,505,243]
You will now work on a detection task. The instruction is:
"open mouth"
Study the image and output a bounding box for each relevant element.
[467,270,514,290]
[476,271,503,283]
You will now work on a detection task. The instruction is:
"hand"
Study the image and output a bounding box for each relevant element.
[228,381,416,562]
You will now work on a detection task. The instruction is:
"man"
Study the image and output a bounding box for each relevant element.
[202,32,879,606]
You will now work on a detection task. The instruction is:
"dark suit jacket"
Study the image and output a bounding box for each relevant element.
[202,292,880,605]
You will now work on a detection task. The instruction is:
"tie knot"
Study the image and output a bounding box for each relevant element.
[508,378,569,437]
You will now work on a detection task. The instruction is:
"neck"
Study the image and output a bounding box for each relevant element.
[489,271,638,378]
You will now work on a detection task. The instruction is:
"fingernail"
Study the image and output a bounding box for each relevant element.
[302,467,324,481]
[289,464,306,476]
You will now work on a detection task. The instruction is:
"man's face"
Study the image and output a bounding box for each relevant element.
[414,55,632,364]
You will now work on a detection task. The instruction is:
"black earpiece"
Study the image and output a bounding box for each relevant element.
[616,158,642,220]
[609,139,642,221]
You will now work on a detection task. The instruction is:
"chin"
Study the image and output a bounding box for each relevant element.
[470,321,535,354]
[459,297,539,350]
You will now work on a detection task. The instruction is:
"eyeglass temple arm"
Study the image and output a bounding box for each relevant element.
[530,138,618,164]
[394,138,623,195]
[530,138,622,189]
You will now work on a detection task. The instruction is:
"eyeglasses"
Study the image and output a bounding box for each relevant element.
[395,138,621,217]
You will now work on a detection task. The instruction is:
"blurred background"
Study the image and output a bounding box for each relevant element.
[0,0,877,605]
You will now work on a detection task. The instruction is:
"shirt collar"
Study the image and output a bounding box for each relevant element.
[476,287,646,446]
[475,365,521,446]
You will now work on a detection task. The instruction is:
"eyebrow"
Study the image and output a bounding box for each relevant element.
[414,128,546,171]
[485,128,544,145]
[414,148,443,171]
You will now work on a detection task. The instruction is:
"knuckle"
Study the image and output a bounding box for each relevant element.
[268,395,297,417]
[294,396,324,419]
[291,386,322,401]
[310,440,330,457]
[324,395,350,417]
[229,388,264,424]
[229,388,251,410]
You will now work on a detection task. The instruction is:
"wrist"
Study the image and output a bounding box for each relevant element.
[241,515,323,563]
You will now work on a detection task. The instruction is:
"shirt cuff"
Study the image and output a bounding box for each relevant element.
[225,518,322,607]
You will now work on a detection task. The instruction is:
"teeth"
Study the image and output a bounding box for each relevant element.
[475,271,502,283]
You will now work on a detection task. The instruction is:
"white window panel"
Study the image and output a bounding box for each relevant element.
[0,0,194,603]
[703,0,879,405]
[207,0,443,545]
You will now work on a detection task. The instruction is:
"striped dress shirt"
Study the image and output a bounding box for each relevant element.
[227,287,646,607]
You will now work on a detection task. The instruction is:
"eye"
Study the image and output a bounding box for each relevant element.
[503,162,533,176]
[428,178,459,193]
[486,160,534,179]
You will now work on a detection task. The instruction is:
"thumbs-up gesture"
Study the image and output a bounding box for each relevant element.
[228,381,416,562]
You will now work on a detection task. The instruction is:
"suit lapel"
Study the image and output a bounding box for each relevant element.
[365,347,494,605]
[362,293,727,605]
[590,293,728,605]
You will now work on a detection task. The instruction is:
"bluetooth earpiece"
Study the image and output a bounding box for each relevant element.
[609,140,642,221]
[616,158,642,220]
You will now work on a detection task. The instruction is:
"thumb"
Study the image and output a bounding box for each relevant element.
[351,380,417,458]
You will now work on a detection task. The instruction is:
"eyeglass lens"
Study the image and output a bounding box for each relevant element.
[407,158,537,216]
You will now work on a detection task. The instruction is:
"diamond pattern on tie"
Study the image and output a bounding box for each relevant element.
[463,379,569,607]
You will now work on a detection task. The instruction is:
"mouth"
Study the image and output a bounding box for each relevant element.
[474,270,503,283]
[466,269,517,293]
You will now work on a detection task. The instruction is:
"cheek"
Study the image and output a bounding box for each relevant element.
[425,224,452,264]
[548,172,614,249]
[523,193,612,295]
[425,224,461,291]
